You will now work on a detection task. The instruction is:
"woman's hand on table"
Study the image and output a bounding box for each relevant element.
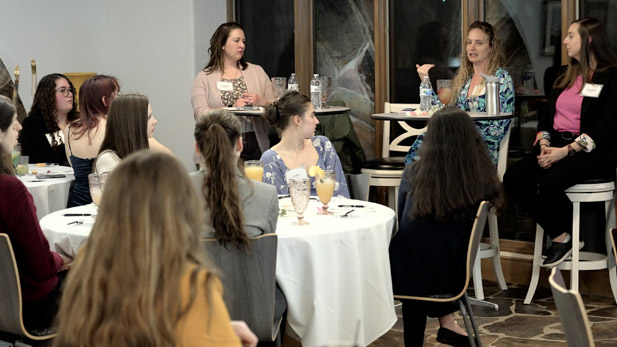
[231,321,258,347]
[416,64,435,80]
[240,92,267,107]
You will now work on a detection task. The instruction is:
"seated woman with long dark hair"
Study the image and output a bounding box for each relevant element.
[0,97,71,331]
[389,107,504,346]
[94,94,155,173]
[53,151,256,346]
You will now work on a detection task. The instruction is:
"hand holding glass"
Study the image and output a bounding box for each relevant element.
[289,178,310,225]
[244,160,264,181]
[316,170,335,215]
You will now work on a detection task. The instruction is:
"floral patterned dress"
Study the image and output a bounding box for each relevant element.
[405,67,515,165]
[261,136,350,198]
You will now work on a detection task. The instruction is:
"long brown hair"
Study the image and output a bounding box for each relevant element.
[53,151,216,347]
[98,94,150,159]
[70,75,119,140]
[554,17,617,91]
[203,22,248,74]
[29,74,78,148]
[194,111,251,250]
[0,97,16,175]
[410,107,504,222]
[450,21,504,104]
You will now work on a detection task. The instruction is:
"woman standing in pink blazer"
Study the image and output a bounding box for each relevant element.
[191,22,275,160]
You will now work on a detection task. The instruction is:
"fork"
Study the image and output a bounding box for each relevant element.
[341,209,355,217]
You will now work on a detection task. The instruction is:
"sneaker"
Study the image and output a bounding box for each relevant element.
[542,240,585,267]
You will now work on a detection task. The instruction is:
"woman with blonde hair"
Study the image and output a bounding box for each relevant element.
[53,151,256,347]
[407,21,515,165]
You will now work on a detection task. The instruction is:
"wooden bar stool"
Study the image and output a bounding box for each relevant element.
[524,179,617,304]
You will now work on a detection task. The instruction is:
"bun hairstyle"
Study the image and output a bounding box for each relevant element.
[263,91,311,134]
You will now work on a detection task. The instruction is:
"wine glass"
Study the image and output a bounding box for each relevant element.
[437,79,452,105]
[244,160,264,181]
[271,77,287,99]
[289,177,310,226]
[88,172,108,207]
[316,170,335,215]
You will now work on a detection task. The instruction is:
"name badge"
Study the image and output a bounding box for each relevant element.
[581,83,603,98]
[217,81,233,91]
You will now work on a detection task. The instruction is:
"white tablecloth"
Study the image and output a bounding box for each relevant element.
[276,197,397,346]
[41,198,397,347]
[19,165,74,220]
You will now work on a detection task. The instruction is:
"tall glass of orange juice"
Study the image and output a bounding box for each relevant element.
[244,160,264,181]
[316,170,335,215]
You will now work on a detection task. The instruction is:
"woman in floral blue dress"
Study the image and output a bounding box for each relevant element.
[406,21,515,166]
[261,91,349,198]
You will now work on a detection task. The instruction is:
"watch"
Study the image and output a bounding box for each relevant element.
[567,144,576,157]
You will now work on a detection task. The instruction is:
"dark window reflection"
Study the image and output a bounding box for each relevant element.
[235,0,294,78]
[580,0,617,58]
[389,0,461,103]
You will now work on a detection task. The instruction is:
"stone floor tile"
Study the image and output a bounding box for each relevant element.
[513,300,553,316]
[588,306,617,318]
[492,285,553,301]
[489,337,566,346]
[483,315,561,339]
[471,297,514,317]
[591,319,617,340]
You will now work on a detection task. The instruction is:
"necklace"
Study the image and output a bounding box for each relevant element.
[223,68,241,79]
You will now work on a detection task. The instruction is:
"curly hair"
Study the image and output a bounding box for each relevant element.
[203,22,248,74]
[29,74,78,148]
[450,21,504,105]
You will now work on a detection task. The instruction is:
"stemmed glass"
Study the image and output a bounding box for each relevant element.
[88,172,108,208]
[289,177,311,225]
[316,170,335,215]
[271,77,287,99]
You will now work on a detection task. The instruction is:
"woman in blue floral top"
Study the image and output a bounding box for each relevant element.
[406,21,515,166]
[261,91,350,198]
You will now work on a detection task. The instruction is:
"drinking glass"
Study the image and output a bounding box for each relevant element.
[244,160,264,181]
[16,156,29,176]
[436,79,452,105]
[88,172,108,207]
[271,77,287,99]
[318,76,331,109]
[11,144,21,168]
[289,177,310,226]
[316,170,335,215]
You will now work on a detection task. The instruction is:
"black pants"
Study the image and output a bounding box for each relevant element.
[401,299,458,347]
[241,131,262,161]
[503,140,615,239]
[22,271,67,330]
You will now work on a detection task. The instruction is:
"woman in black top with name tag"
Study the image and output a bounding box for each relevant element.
[504,18,617,267]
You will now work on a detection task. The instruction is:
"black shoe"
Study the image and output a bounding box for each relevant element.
[436,327,472,347]
[542,240,585,267]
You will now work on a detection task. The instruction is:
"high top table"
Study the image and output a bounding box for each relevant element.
[41,197,397,347]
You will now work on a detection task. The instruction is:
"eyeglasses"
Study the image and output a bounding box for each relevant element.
[55,88,74,97]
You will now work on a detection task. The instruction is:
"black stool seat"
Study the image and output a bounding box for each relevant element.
[363,157,405,170]
[577,177,615,184]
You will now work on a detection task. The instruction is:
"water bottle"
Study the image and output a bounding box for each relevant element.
[310,74,322,109]
[288,73,299,91]
[419,75,433,112]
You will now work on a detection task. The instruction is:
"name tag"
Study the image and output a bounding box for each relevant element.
[285,167,309,183]
[217,81,233,91]
[581,83,603,98]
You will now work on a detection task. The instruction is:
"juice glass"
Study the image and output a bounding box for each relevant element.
[88,172,108,207]
[16,156,29,176]
[244,160,264,181]
[437,79,452,105]
[316,170,335,215]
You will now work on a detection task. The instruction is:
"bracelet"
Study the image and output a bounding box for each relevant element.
[540,143,549,147]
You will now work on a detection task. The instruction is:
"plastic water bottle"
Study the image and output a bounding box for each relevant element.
[419,75,433,112]
[310,74,322,109]
[288,73,299,91]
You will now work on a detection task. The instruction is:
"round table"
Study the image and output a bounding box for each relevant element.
[19,165,75,220]
[276,197,397,346]
[372,111,513,121]
[41,196,397,347]
[223,106,351,117]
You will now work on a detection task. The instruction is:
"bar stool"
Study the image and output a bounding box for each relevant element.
[524,179,617,304]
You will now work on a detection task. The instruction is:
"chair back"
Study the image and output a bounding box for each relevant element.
[549,268,595,347]
[200,233,281,342]
[382,102,427,158]
[0,233,56,340]
[496,125,511,181]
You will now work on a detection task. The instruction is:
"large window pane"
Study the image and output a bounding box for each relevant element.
[235,0,294,78]
[580,0,617,58]
[389,0,461,103]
